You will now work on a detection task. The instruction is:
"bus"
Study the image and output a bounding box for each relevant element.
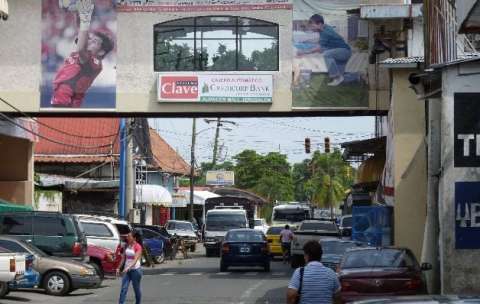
[271,202,311,229]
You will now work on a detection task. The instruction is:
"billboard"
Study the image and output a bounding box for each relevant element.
[116,0,292,12]
[455,182,480,249]
[292,0,369,109]
[41,0,116,110]
[206,171,235,186]
[158,74,273,103]
[454,93,480,167]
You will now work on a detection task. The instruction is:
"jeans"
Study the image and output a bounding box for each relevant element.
[119,268,142,304]
[323,48,352,78]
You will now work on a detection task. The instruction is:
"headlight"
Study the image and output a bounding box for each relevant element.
[80,267,95,276]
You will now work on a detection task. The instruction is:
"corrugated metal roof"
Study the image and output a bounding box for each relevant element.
[35,155,118,163]
[460,0,480,33]
[380,56,424,65]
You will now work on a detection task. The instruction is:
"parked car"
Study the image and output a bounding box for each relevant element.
[338,215,353,237]
[87,244,122,280]
[253,218,269,235]
[87,215,132,239]
[165,220,198,252]
[0,236,100,296]
[133,224,173,257]
[338,247,431,303]
[6,251,40,291]
[0,247,27,298]
[265,226,284,257]
[134,227,166,264]
[220,229,270,272]
[291,220,340,268]
[0,211,87,260]
[351,295,480,304]
[319,238,365,271]
[74,215,122,253]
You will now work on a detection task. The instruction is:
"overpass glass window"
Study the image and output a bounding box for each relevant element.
[154,16,279,71]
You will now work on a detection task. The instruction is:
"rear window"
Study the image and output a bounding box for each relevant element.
[266,227,283,235]
[226,230,265,242]
[300,222,336,231]
[342,217,352,227]
[254,220,262,226]
[116,224,131,235]
[321,241,361,255]
[342,249,416,269]
[82,222,114,237]
[0,214,32,235]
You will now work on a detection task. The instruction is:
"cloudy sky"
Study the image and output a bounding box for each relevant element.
[149,116,375,166]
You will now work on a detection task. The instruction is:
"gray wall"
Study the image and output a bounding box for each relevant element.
[439,62,480,294]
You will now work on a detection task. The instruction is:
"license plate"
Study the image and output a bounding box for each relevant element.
[240,247,250,253]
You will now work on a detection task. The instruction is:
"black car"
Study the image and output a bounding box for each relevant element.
[220,229,271,272]
[0,211,87,260]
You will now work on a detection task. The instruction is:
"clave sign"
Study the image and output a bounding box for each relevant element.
[158,74,273,103]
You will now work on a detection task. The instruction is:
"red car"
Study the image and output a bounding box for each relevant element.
[338,247,432,303]
[87,244,123,279]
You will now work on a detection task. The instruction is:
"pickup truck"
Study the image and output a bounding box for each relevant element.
[290,220,340,268]
[0,251,26,298]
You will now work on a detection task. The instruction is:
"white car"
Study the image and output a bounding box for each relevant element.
[253,218,269,235]
[0,251,26,298]
[166,220,198,252]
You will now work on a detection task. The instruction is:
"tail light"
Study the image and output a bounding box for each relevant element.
[341,280,352,292]
[222,244,230,254]
[404,277,422,290]
[9,258,15,272]
[72,242,82,256]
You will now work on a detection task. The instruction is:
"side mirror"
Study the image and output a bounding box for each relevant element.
[421,262,432,271]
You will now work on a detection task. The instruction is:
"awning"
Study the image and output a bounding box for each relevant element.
[176,190,220,207]
[36,173,119,190]
[0,199,33,212]
[135,184,172,207]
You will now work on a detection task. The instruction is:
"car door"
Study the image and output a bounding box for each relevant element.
[32,215,70,256]
[0,214,33,242]
[141,229,163,257]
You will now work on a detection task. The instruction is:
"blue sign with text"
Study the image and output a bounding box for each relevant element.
[455,182,480,249]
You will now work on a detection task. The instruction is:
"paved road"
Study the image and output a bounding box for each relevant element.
[1,248,293,304]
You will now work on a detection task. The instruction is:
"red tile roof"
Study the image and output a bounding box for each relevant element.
[149,128,191,176]
[35,118,120,163]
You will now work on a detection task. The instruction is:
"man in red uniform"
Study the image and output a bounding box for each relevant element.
[51,0,114,108]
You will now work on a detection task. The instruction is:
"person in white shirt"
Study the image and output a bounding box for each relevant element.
[280,225,294,264]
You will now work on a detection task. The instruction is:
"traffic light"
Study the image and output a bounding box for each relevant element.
[324,137,330,153]
[305,138,311,154]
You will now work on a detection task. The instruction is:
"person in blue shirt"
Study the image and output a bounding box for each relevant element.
[298,14,353,87]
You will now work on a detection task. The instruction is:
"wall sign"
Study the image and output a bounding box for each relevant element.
[454,93,480,167]
[158,74,273,103]
[455,182,480,249]
[206,170,235,186]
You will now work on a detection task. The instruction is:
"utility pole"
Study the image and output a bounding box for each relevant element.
[126,118,134,221]
[212,117,221,167]
[189,118,196,222]
[118,118,127,219]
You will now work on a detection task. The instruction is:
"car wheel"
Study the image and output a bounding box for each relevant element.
[264,262,271,272]
[43,271,71,296]
[154,252,165,264]
[190,244,196,252]
[89,262,104,285]
[220,261,228,272]
[0,282,9,298]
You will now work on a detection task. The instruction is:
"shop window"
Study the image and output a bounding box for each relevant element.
[154,16,279,72]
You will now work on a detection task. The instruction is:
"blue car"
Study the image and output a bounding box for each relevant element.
[220,229,270,272]
[136,228,165,264]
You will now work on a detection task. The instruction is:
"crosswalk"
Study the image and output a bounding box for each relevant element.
[156,271,290,277]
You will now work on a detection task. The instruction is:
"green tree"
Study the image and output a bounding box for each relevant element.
[233,150,263,190]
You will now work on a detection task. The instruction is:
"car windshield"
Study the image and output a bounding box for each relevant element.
[300,222,336,231]
[342,249,410,268]
[266,227,283,235]
[321,241,359,255]
[273,210,306,222]
[254,220,262,226]
[173,222,193,231]
[206,213,246,231]
[226,231,265,242]
[342,217,352,227]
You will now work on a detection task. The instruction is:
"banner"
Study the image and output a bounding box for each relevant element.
[454,93,480,167]
[455,182,480,249]
[158,74,273,103]
[292,0,368,109]
[41,0,116,110]
[206,171,235,186]
[117,0,292,12]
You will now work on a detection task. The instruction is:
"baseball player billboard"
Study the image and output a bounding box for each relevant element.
[41,0,116,110]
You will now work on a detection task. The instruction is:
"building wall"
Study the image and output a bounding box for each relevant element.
[391,69,427,260]
[63,191,117,215]
[0,134,34,205]
[439,63,480,294]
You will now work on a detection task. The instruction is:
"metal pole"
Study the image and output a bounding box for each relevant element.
[126,118,134,221]
[118,118,127,219]
[189,118,196,222]
[212,117,221,167]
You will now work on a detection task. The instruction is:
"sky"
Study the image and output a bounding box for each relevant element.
[149,117,375,166]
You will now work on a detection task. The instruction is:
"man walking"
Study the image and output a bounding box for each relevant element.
[280,225,294,264]
[287,240,341,304]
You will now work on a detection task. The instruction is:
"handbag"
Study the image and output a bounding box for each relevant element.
[294,267,305,304]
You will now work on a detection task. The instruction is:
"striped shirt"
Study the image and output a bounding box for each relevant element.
[288,261,340,304]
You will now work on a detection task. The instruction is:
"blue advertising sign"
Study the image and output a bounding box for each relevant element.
[455,182,480,249]
[352,206,392,247]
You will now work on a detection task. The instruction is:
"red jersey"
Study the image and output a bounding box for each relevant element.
[51,51,102,107]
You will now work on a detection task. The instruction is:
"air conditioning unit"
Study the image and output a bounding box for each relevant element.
[129,208,141,224]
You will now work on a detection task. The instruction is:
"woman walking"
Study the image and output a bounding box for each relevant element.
[118,232,143,304]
